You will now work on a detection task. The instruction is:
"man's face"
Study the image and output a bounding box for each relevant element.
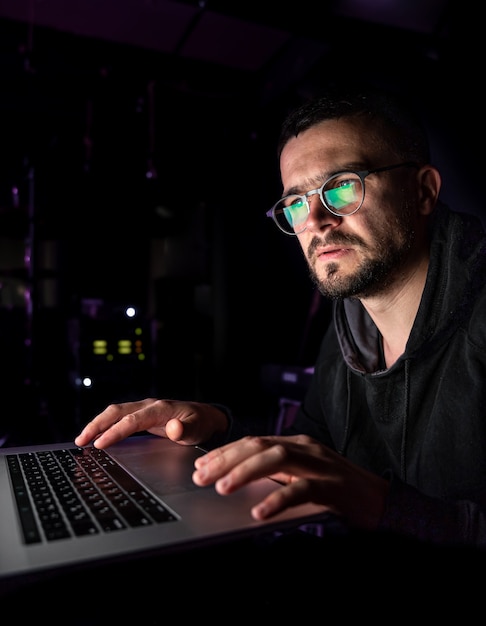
[279,118,421,300]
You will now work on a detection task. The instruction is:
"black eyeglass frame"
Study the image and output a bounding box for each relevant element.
[266,161,418,235]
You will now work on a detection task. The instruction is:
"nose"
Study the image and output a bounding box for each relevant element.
[305,193,341,231]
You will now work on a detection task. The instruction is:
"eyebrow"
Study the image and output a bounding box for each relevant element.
[283,164,364,197]
[283,173,331,198]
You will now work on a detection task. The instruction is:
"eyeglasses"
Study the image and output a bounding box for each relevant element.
[266,161,417,235]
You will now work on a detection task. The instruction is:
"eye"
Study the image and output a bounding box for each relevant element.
[323,175,360,212]
[283,197,308,227]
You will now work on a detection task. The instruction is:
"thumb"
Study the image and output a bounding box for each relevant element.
[164,416,206,446]
[165,417,185,442]
[162,403,228,446]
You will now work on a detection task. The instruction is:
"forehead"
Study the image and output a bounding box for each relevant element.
[279,117,385,183]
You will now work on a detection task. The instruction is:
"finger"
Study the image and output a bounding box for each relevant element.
[251,478,322,520]
[164,407,215,446]
[193,435,280,470]
[144,400,222,447]
[74,403,132,446]
[75,399,160,447]
[92,412,155,448]
[216,443,291,494]
[193,439,239,469]
[193,437,286,490]
[165,417,184,442]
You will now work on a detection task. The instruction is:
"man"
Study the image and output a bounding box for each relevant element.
[75,83,486,548]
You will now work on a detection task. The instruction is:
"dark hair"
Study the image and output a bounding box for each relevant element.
[277,83,430,164]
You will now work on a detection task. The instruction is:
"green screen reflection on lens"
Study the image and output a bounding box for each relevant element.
[284,199,308,228]
[325,182,357,211]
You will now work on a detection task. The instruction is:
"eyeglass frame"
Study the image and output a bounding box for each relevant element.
[266,161,418,235]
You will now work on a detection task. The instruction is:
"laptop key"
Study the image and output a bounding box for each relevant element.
[6,454,42,544]
[8,445,177,546]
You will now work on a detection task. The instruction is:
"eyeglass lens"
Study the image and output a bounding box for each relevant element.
[274,172,363,234]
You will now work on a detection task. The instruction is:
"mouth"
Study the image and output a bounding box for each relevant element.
[314,246,350,261]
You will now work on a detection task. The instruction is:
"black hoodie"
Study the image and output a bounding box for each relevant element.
[286,203,486,547]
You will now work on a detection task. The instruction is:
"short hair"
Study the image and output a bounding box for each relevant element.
[277,83,430,164]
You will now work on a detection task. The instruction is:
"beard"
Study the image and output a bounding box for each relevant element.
[307,200,415,300]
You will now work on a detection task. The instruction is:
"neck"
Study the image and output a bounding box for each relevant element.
[361,255,429,368]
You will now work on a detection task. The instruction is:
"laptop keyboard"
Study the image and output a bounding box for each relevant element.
[7,446,177,545]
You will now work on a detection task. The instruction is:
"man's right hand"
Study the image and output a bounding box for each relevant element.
[74,398,229,449]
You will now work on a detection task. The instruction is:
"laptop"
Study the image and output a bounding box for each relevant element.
[0,434,331,589]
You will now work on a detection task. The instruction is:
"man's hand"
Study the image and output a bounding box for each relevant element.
[193,434,390,530]
[74,398,228,448]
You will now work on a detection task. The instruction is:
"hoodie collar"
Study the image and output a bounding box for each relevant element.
[334,203,486,374]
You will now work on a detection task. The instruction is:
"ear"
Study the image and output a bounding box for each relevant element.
[417,165,441,215]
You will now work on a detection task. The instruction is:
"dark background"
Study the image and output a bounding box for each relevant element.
[0,0,482,444]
